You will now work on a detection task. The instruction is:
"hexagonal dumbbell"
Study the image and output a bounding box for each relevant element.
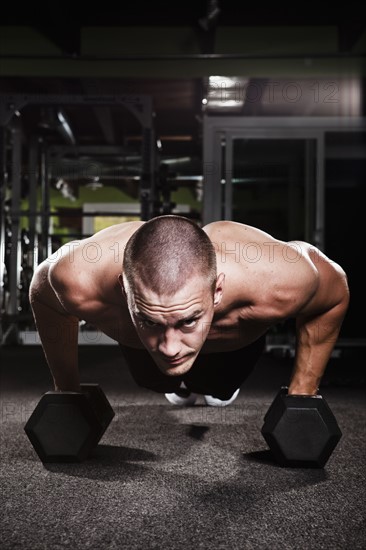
[24,383,115,463]
[261,386,342,468]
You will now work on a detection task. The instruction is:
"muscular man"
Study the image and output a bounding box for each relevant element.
[29,215,350,407]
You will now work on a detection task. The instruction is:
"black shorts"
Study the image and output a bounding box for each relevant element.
[120,335,266,400]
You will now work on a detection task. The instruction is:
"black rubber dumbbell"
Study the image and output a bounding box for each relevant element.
[24,383,115,463]
[261,386,342,468]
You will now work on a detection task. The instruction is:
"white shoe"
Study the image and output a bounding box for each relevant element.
[165,382,198,406]
[204,388,240,407]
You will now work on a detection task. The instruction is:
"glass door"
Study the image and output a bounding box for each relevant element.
[203,122,323,249]
[225,137,317,243]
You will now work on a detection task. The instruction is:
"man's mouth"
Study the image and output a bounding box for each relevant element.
[155,353,197,376]
[162,356,186,366]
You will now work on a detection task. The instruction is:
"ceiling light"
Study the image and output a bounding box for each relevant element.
[204,76,250,113]
[56,110,76,146]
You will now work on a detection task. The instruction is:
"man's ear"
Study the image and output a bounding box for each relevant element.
[213,272,225,307]
[118,274,126,296]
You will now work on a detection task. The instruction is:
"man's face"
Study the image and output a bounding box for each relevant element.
[123,273,224,377]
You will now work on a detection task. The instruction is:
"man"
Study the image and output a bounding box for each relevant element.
[29,215,350,407]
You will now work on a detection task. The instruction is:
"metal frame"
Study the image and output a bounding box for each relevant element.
[203,116,366,251]
[0,93,156,218]
[203,115,366,347]
[0,93,156,345]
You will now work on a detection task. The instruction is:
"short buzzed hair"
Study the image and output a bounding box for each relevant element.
[123,215,217,296]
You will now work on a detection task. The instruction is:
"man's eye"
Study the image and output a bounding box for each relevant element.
[183,318,198,328]
[143,319,158,328]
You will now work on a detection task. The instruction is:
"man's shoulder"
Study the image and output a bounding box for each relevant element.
[48,220,144,271]
[202,220,276,244]
[202,220,232,232]
[202,220,242,238]
[89,220,145,243]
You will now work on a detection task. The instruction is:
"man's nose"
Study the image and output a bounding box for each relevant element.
[158,328,182,357]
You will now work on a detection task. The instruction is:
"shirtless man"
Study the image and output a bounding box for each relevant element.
[29,215,350,407]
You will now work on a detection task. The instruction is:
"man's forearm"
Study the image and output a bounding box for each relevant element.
[288,303,347,395]
[31,299,81,391]
[288,342,333,395]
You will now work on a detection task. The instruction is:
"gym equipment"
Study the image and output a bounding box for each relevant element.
[0,93,157,345]
[24,383,115,463]
[261,386,342,468]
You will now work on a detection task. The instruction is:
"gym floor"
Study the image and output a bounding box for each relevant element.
[1,344,365,550]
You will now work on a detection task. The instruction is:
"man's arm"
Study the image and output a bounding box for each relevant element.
[289,300,349,395]
[29,261,81,392]
[288,251,350,395]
